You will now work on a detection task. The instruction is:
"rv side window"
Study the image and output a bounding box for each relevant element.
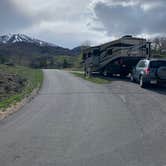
[146,48,149,55]
[88,53,91,57]
[107,49,112,55]
[93,49,100,56]
[83,53,86,60]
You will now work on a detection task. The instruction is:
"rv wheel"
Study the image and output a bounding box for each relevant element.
[103,69,108,76]
[120,73,128,78]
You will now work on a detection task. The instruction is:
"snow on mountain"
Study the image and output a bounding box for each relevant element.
[0,34,12,44]
[0,34,56,47]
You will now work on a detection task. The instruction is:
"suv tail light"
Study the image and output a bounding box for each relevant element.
[145,68,150,75]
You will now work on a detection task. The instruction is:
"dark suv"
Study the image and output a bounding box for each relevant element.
[130,59,166,87]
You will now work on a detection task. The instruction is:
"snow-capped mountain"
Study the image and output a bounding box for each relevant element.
[0,34,56,47]
[0,34,81,67]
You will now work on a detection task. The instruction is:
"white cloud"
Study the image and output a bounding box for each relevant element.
[21,20,111,48]
[12,0,91,21]
[9,0,110,47]
[0,0,166,47]
[90,0,166,38]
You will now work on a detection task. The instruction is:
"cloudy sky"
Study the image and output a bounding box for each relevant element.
[0,0,166,48]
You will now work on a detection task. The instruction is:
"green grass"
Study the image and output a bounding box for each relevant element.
[160,54,166,58]
[71,72,111,84]
[0,65,43,111]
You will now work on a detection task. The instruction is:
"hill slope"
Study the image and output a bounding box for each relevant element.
[0,34,82,67]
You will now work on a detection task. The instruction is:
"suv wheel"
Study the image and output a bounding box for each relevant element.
[139,75,145,88]
[120,72,128,78]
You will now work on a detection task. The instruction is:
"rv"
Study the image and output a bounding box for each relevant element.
[83,35,151,77]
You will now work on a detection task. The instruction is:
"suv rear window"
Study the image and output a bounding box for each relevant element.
[150,61,166,68]
[137,61,147,68]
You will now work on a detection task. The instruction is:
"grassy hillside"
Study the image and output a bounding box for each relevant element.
[0,42,81,68]
[0,65,43,110]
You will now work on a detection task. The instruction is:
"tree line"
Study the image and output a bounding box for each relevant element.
[151,37,166,56]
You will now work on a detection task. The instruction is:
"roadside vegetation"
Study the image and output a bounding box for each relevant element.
[71,72,111,84]
[0,65,43,111]
[21,54,83,70]
[53,55,83,69]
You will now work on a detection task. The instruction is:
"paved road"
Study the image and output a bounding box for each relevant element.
[0,70,166,166]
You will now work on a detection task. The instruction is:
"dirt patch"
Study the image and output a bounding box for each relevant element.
[0,65,43,120]
[0,72,26,101]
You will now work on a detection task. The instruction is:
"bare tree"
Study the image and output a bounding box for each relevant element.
[81,40,92,47]
[152,37,166,55]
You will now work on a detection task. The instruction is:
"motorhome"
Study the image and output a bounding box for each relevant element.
[83,35,151,77]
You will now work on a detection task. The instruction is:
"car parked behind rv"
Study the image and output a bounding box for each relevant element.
[130,59,166,88]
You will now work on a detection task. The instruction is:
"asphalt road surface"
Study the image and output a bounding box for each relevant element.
[0,69,166,166]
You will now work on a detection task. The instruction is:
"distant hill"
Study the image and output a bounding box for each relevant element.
[0,34,77,55]
[0,34,59,47]
[0,34,82,68]
[71,46,89,56]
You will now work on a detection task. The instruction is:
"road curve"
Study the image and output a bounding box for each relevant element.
[0,69,166,166]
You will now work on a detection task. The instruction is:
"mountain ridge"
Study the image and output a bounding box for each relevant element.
[0,34,58,47]
[0,33,84,56]
[0,33,84,68]
[0,33,84,51]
